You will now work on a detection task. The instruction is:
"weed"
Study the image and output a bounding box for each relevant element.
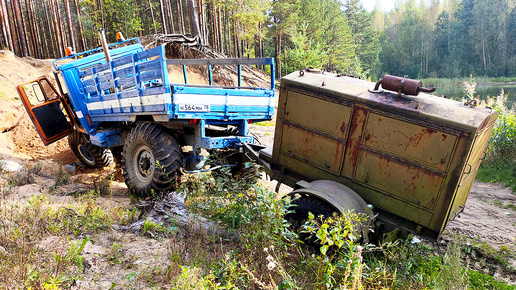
[252,120,275,126]
[435,241,468,289]
[108,242,123,264]
[301,211,369,289]
[49,164,70,192]
[93,171,114,196]
[141,218,167,237]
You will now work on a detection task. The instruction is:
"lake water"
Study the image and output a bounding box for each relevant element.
[426,83,516,108]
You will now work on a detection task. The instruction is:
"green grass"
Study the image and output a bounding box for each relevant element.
[477,161,516,192]
[252,120,275,126]
[2,157,515,288]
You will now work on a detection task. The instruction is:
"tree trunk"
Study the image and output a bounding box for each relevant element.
[49,0,64,57]
[33,0,47,58]
[0,2,8,49]
[166,0,175,33]
[210,3,215,48]
[224,7,230,56]
[98,0,105,31]
[0,0,13,52]
[159,0,167,34]
[274,7,280,79]
[186,0,201,43]
[26,0,41,58]
[63,0,76,50]
[72,0,87,51]
[198,0,206,44]
[163,0,173,33]
[12,0,28,56]
[43,0,55,57]
[216,5,222,53]
[148,0,157,34]
[177,0,185,34]
[53,0,67,50]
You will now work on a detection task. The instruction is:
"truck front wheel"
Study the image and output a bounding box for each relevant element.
[68,131,114,168]
[123,123,183,197]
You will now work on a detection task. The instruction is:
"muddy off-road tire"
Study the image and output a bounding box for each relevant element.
[68,131,114,168]
[123,123,183,198]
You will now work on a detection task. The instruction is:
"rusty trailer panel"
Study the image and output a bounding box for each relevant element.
[272,71,498,239]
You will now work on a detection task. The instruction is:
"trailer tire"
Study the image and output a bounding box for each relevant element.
[123,123,183,198]
[68,131,114,168]
[286,195,336,230]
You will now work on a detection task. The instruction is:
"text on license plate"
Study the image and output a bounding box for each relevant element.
[178,104,210,112]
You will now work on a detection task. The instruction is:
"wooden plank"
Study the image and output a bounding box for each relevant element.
[114,66,134,78]
[142,86,166,96]
[136,59,162,72]
[134,46,162,61]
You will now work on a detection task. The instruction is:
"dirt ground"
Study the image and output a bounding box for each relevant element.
[1,51,516,285]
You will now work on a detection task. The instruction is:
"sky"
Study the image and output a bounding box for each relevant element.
[360,0,396,12]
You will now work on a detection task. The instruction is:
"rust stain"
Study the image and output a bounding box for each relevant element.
[345,107,368,177]
[340,122,347,133]
[406,132,424,151]
[441,134,447,141]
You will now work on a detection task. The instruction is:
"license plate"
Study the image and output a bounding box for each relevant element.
[178,104,210,112]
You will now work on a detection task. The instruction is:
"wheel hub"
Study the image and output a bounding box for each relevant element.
[134,145,155,182]
[78,144,95,165]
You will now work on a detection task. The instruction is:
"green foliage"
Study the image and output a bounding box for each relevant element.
[376,0,516,79]
[301,212,368,289]
[468,270,516,290]
[476,162,516,192]
[434,241,468,289]
[474,88,516,191]
[277,0,365,76]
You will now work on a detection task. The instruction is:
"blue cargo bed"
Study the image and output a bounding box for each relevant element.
[55,43,275,124]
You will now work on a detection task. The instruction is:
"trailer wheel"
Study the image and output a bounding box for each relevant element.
[123,123,183,197]
[68,131,113,168]
[286,195,336,230]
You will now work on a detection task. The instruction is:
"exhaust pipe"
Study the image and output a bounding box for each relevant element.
[98,28,111,63]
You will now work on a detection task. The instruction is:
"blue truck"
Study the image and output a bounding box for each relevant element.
[17,35,275,197]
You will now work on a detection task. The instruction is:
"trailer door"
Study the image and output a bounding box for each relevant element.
[17,76,74,145]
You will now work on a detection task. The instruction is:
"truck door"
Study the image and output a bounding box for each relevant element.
[17,76,74,145]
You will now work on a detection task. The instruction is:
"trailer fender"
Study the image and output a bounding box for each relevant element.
[289,180,374,242]
[291,180,370,215]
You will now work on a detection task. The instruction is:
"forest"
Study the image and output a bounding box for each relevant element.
[0,0,515,80]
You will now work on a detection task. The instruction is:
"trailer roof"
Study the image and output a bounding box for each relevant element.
[281,71,497,133]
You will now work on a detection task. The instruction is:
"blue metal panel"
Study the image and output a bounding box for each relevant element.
[54,41,143,71]
[200,136,254,149]
[90,129,125,147]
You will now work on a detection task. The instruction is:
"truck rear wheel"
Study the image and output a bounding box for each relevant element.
[68,131,114,168]
[123,123,183,197]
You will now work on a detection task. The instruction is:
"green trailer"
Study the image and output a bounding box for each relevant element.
[246,70,497,240]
